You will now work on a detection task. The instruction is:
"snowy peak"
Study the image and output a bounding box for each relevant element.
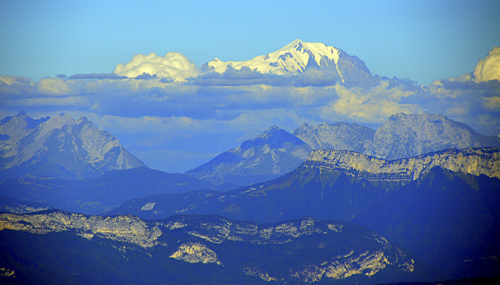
[205,39,375,86]
[207,40,342,77]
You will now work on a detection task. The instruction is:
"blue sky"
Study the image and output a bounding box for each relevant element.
[1,0,499,85]
[1,0,499,173]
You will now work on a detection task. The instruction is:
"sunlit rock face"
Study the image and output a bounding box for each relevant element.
[0,212,430,284]
[0,211,161,247]
[364,113,500,160]
[305,147,500,183]
[170,242,221,265]
[0,112,145,181]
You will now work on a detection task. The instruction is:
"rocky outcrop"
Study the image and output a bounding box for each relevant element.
[293,122,375,152]
[0,211,161,247]
[0,212,422,283]
[291,250,414,282]
[364,113,500,160]
[304,147,500,183]
[170,242,221,265]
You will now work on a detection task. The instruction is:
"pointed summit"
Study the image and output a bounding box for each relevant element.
[205,40,374,86]
[186,125,312,186]
[0,112,145,181]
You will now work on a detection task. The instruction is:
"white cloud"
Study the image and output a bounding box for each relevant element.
[36,78,75,96]
[113,52,199,82]
[473,47,500,83]
[317,82,421,124]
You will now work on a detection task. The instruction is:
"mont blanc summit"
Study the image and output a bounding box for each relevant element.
[204,39,373,85]
[207,40,342,74]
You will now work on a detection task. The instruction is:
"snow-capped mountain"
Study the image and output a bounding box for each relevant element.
[185,126,312,186]
[0,112,145,181]
[293,122,375,153]
[204,39,374,86]
[364,113,500,160]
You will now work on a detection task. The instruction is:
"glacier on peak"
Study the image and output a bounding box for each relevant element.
[206,39,344,78]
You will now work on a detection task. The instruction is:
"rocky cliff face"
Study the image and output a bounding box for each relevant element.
[337,49,377,88]
[0,211,428,284]
[293,122,375,152]
[0,112,145,181]
[305,147,500,183]
[364,113,500,160]
[0,211,161,247]
[186,126,312,186]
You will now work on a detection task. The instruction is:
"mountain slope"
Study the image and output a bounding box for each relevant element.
[109,147,500,279]
[0,211,443,284]
[364,113,500,160]
[0,167,215,214]
[0,112,145,182]
[293,121,375,152]
[185,126,312,186]
[204,39,374,87]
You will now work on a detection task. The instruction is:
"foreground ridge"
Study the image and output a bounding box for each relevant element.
[0,211,438,284]
[304,147,500,182]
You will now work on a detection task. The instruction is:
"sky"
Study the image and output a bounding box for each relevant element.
[1,0,500,173]
[1,0,499,84]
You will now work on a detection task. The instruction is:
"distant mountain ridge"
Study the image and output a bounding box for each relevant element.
[186,113,499,187]
[0,167,216,214]
[0,111,145,181]
[185,126,312,186]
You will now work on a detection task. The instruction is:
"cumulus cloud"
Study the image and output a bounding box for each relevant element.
[473,47,500,83]
[113,52,199,82]
[316,81,421,124]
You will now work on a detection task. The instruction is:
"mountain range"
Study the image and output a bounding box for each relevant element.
[1,110,499,282]
[0,111,145,182]
[186,112,500,187]
[107,147,500,279]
